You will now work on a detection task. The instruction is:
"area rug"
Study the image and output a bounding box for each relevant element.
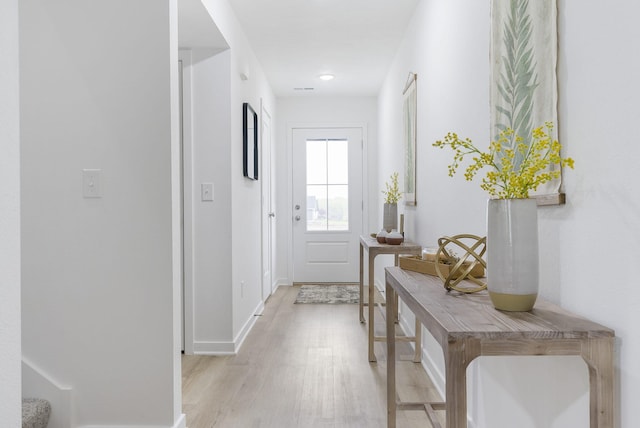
[294,284,359,304]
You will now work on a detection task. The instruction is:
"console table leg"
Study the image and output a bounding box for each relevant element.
[368,253,376,362]
[393,254,399,323]
[359,243,365,323]
[386,280,397,428]
[444,340,480,428]
[582,337,615,428]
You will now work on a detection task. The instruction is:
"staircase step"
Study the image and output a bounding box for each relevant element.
[22,398,51,428]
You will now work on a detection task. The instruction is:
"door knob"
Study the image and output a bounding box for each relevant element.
[295,205,301,210]
[295,215,301,221]
[268,212,275,218]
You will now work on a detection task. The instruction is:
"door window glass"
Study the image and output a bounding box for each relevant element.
[306,139,349,231]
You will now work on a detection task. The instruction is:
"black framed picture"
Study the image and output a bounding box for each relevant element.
[243,102,258,180]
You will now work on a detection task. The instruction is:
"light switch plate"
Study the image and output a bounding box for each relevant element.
[201,183,214,201]
[82,169,102,198]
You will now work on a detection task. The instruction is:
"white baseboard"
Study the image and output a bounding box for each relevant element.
[274,278,291,288]
[79,413,185,428]
[374,278,384,292]
[173,414,187,428]
[192,341,236,355]
[234,300,264,353]
[193,300,264,355]
[22,357,73,428]
[80,417,186,428]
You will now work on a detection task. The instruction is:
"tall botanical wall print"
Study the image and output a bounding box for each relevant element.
[491,0,561,198]
[403,73,417,205]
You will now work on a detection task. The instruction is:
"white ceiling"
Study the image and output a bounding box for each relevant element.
[226,0,420,97]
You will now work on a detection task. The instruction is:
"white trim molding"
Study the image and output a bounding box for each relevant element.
[22,358,73,428]
[193,300,265,355]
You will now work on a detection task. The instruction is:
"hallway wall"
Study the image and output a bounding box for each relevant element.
[20,1,181,426]
[0,0,21,425]
[197,0,277,351]
[181,48,235,353]
[18,0,276,423]
[378,0,640,426]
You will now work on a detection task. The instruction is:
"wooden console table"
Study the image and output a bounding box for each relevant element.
[359,235,422,362]
[385,266,615,428]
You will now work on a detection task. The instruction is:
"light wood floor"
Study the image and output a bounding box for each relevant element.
[182,285,444,428]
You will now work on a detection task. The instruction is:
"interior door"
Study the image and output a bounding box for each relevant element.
[292,127,363,283]
[261,105,274,301]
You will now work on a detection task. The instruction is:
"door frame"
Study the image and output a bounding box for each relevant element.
[178,49,194,355]
[286,123,369,284]
[260,100,274,301]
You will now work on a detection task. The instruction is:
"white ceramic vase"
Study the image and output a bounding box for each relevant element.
[486,198,539,311]
[383,203,398,232]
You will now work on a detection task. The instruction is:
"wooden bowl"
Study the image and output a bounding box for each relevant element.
[385,236,404,245]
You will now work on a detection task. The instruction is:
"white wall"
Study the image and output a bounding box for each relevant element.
[276,96,379,284]
[20,1,181,426]
[378,1,639,427]
[182,48,235,353]
[556,3,640,427]
[0,0,21,425]
[194,0,276,350]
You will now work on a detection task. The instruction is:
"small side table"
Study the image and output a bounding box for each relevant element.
[359,235,422,362]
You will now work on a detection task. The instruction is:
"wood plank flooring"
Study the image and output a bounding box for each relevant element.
[182,285,444,428]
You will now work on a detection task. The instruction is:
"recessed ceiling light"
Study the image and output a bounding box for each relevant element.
[319,74,335,81]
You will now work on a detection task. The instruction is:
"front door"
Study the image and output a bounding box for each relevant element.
[292,127,364,283]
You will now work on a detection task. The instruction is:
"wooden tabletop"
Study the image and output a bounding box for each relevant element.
[385,266,614,343]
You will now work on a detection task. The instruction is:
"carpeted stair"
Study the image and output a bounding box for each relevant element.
[22,398,51,428]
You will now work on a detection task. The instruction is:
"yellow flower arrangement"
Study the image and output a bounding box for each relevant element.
[382,172,402,204]
[433,122,574,199]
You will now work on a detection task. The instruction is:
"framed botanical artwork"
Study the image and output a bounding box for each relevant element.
[403,72,417,206]
[491,0,563,204]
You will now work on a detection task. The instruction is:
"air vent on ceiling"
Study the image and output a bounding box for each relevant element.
[294,87,315,91]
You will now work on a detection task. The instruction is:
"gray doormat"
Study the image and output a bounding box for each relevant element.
[294,284,359,304]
